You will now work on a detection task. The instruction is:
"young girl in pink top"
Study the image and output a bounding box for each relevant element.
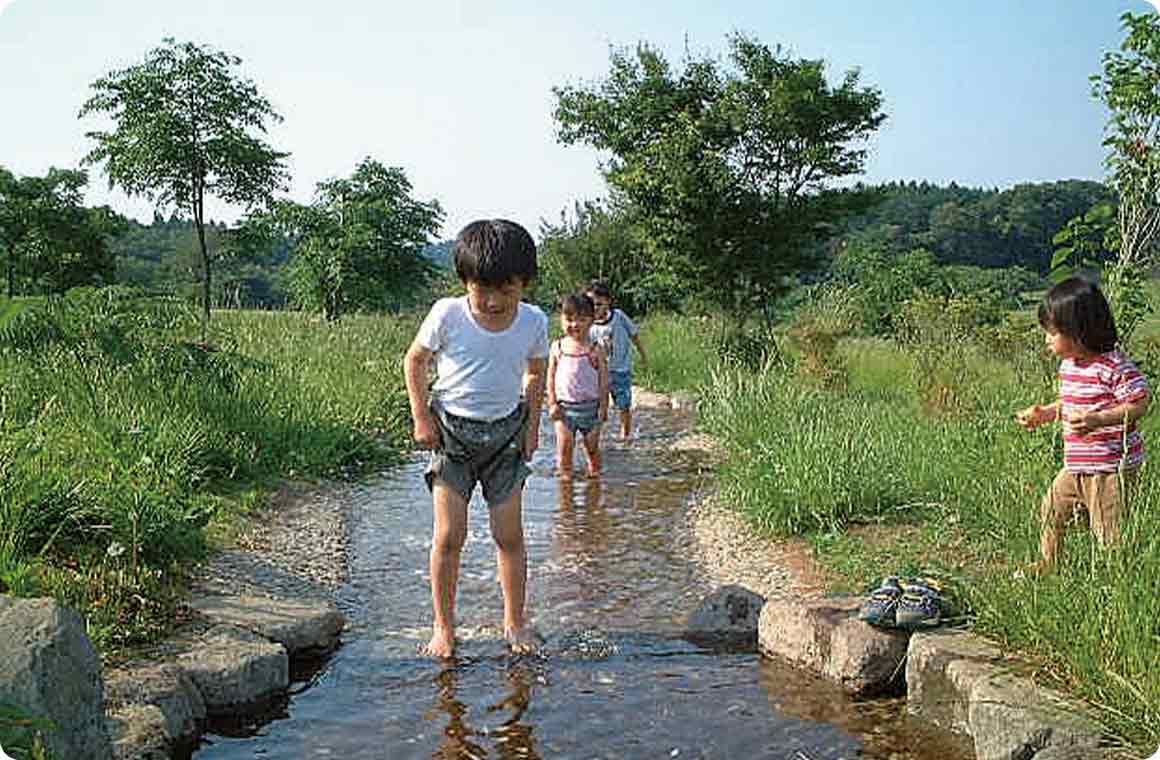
[1016,277,1150,574]
[547,293,609,478]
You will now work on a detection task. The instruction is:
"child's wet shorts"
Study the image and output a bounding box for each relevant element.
[558,399,601,434]
[424,400,530,506]
[608,370,633,410]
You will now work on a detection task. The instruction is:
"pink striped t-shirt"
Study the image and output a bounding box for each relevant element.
[1059,350,1150,473]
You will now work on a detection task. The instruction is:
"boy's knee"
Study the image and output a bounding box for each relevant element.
[432,528,466,554]
[492,528,525,554]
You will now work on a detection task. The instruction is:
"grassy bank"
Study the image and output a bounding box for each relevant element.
[652,313,1160,752]
[0,290,413,653]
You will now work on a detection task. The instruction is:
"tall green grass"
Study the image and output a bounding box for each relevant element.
[0,289,413,651]
[690,319,1160,751]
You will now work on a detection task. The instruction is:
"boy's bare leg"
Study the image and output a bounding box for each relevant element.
[489,487,535,653]
[424,482,468,658]
[581,427,602,476]
[554,421,575,478]
[618,408,632,440]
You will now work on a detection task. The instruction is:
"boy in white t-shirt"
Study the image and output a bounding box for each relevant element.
[403,219,549,658]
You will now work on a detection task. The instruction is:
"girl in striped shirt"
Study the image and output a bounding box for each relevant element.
[1015,277,1150,573]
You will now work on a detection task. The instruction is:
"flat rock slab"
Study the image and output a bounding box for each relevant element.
[0,595,113,760]
[757,593,909,696]
[189,593,344,654]
[103,662,205,747]
[175,625,288,714]
[907,630,1105,760]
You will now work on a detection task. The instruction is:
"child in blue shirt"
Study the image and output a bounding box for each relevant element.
[585,281,648,440]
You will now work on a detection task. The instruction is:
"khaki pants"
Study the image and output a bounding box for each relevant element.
[1039,467,1138,563]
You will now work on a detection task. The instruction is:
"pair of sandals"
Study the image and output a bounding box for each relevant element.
[857,575,949,630]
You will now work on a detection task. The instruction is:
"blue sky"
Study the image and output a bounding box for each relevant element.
[0,0,1155,237]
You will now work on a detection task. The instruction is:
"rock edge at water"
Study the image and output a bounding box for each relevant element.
[105,482,351,760]
[661,389,1129,760]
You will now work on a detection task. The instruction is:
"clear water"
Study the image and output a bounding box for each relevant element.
[193,406,972,759]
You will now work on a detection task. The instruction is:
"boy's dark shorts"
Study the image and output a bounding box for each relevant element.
[424,400,531,506]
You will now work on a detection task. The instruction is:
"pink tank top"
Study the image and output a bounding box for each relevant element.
[554,340,601,402]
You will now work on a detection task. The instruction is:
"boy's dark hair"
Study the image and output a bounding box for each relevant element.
[1038,276,1118,353]
[559,292,595,318]
[585,280,612,301]
[454,219,537,286]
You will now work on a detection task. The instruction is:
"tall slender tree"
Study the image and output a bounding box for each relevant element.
[80,38,288,335]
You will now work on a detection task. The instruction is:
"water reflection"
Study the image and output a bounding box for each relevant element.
[429,663,541,760]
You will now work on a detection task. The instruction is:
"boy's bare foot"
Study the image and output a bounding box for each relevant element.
[505,625,541,655]
[422,627,456,658]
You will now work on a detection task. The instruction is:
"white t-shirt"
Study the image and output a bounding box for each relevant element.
[415,297,549,421]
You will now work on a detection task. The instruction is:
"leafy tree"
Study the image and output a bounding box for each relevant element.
[554,34,886,323]
[536,201,680,314]
[0,166,123,297]
[79,38,289,335]
[243,158,443,320]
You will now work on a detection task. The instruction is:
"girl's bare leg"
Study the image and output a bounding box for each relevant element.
[555,421,575,478]
[581,426,602,476]
[424,481,468,658]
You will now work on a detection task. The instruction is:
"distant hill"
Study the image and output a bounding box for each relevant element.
[423,240,454,268]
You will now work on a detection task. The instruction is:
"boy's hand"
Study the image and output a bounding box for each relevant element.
[412,412,440,449]
[548,402,562,421]
[1015,404,1052,430]
[523,424,540,461]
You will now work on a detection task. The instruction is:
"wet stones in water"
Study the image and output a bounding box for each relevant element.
[685,584,765,650]
[548,629,620,660]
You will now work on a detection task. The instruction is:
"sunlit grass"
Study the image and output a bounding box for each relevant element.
[681,318,1160,752]
[0,293,413,653]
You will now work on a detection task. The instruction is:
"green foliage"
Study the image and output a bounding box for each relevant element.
[0,289,413,652]
[554,33,886,323]
[1092,12,1160,270]
[242,158,443,320]
[0,703,56,760]
[0,166,124,298]
[834,180,1112,274]
[535,201,678,314]
[80,38,289,333]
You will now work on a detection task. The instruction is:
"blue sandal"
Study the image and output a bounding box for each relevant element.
[894,578,947,629]
[858,576,904,627]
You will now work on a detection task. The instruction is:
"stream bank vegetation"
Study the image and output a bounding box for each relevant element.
[637,281,1160,754]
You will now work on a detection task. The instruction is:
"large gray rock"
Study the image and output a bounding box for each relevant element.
[757,594,909,696]
[0,595,113,760]
[104,662,205,746]
[175,625,288,713]
[685,585,764,647]
[189,594,344,654]
[907,630,1105,760]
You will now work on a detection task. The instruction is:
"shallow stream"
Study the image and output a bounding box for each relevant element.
[193,403,971,759]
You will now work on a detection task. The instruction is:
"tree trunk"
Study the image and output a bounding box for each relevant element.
[194,189,210,342]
